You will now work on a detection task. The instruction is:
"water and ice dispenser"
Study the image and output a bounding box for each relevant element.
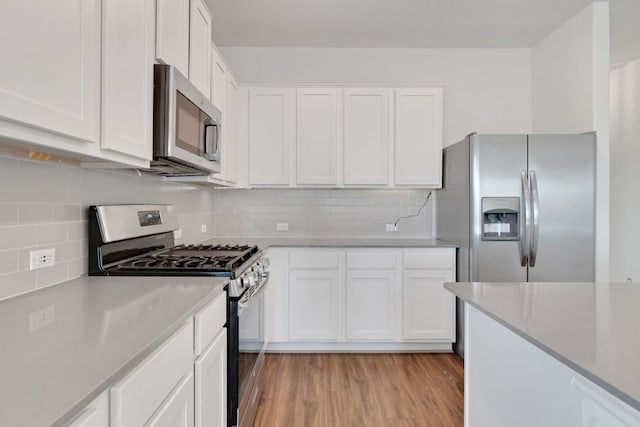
[481,197,520,241]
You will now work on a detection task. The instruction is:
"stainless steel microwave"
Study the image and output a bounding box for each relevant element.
[150,64,221,176]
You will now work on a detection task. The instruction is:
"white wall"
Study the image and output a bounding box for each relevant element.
[221,47,532,146]
[0,156,216,300]
[610,58,640,282]
[531,2,610,282]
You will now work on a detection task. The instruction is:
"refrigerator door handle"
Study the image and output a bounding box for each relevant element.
[529,170,540,267]
[520,170,530,267]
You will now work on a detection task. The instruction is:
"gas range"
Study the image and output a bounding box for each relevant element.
[88,205,268,298]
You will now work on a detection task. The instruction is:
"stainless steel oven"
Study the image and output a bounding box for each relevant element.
[228,270,268,427]
[151,64,222,176]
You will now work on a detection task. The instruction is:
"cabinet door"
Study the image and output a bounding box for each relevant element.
[195,330,227,427]
[0,0,100,143]
[346,270,396,340]
[394,88,443,187]
[189,0,212,99]
[289,270,340,340]
[156,0,189,77]
[210,47,227,111]
[101,0,155,160]
[224,75,239,183]
[343,88,390,185]
[66,391,109,427]
[403,269,454,340]
[248,88,294,186]
[145,372,195,427]
[296,88,339,185]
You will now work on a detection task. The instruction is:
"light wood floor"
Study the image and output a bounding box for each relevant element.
[253,353,464,427]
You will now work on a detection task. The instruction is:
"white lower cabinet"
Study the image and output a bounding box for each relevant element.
[289,270,340,340]
[145,372,194,427]
[66,391,109,427]
[63,293,227,427]
[111,321,194,427]
[346,270,397,340]
[403,270,455,340]
[267,247,456,351]
[195,329,227,427]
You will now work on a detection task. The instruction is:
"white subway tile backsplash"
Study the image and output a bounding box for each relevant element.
[0,250,18,275]
[36,262,68,288]
[67,257,88,279]
[52,203,82,222]
[0,155,217,300]
[0,203,18,226]
[18,203,53,224]
[67,221,87,241]
[37,223,68,245]
[0,225,37,250]
[213,188,434,238]
[0,270,36,300]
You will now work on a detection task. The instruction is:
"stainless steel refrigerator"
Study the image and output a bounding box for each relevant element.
[437,133,596,357]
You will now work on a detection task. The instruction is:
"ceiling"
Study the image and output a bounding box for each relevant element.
[207,0,640,65]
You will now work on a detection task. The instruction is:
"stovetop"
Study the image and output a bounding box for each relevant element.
[117,244,260,273]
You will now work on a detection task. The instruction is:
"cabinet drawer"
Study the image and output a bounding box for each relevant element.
[403,249,454,270]
[290,251,340,269]
[346,251,396,269]
[111,320,194,427]
[195,291,226,355]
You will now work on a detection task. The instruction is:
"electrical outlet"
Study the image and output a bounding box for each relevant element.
[386,224,398,232]
[276,223,289,231]
[174,228,183,239]
[29,305,56,332]
[29,248,55,271]
[200,224,207,233]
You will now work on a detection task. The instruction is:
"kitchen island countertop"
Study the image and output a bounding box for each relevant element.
[445,281,640,412]
[207,236,456,248]
[0,275,227,427]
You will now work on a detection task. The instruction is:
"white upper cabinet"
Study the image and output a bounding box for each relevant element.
[224,75,240,183]
[343,88,390,185]
[211,47,228,111]
[0,0,100,143]
[242,85,443,188]
[248,88,294,186]
[189,0,212,99]
[101,0,155,160]
[156,0,190,77]
[394,88,443,187]
[295,88,339,185]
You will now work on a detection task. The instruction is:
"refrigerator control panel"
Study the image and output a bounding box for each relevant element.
[482,197,520,241]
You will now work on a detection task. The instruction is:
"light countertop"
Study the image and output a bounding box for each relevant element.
[208,236,456,248]
[0,276,227,427]
[445,281,640,412]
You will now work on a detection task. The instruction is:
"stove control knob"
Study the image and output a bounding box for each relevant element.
[248,271,257,287]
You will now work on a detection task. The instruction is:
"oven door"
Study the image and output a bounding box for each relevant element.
[228,277,267,427]
[237,290,265,427]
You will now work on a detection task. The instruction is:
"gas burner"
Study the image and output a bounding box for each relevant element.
[173,244,253,252]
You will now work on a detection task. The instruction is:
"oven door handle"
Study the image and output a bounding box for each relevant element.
[238,274,269,315]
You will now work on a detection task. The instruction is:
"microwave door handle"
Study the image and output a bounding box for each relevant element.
[203,119,219,161]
